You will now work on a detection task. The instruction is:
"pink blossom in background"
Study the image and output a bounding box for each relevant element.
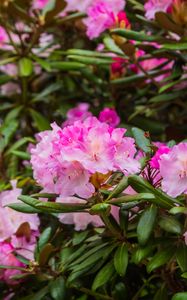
[31,117,140,199]
[0,26,8,46]
[150,145,170,169]
[64,0,92,12]
[111,57,126,77]
[99,107,120,127]
[0,180,40,241]
[0,242,24,284]
[116,11,130,28]
[62,103,92,127]
[136,48,172,82]
[32,0,49,9]
[144,0,173,20]
[57,196,103,230]
[159,142,187,197]
[83,0,125,39]
[0,82,21,96]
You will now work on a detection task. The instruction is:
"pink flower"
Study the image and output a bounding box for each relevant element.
[0,26,8,46]
[99,107,120,127]
[0,181,40,241]
[31,117,140,198]
[159,142,187,197]
[83,0,125,39]
[144,0,173,20]
[57,196,103,230]
[62,103,92,127]
[111,57,126,77]
[65,0,93,12]
[1,83,21,96]
[150,145,170,169]
[11,233,38,261]
[0,242,23,284]
[116,11,131,28]
[32,0,49,9]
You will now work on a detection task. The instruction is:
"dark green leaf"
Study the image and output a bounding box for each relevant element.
[137,205,157,246]
[92,260,115,291]
[159,216,182,235]
[147,248,174,273]
[49,276,66,300]
[114,243,128,276]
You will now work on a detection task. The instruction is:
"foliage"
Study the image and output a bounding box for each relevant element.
[0,0,187,299]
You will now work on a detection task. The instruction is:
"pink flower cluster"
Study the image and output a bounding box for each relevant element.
[0,242,24,285]
[31,117,140,198]
[148,142,187,198]
[144,0,173,20]
[31,117,140,228]
[0,181,40,283]
[63,103,120,128]
[83,0,126,39]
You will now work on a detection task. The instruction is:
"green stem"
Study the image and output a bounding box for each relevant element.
[22,77,28,105]
[101,212,123,240]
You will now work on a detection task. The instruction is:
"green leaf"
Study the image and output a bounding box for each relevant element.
[73,231,89,246]
[10,150,30,160]
[92,260,115,291]
[4,106,23,123]
[108,193,155,205]
[162,43,187,50]
[49,276,66,300]
[169,207,187,215]
[147,248,174,273]
[172,292,187,300]
[114,243,128,276]
[103,36,124,55]
[153,284,168,300]
[36,227,53,255]
[6,137,34,156]
[176,244,187,272]
[159,216,182,235]
[29,109,50,131]
[18,58,33,77]
[0,56,18,66]
[137,205,157,246]
[50,61,86,70]
[107,176,129,200]
[18,195,88,213]
[111,28,162,42]
[132,245,155,264]
[68,243,109,268]
[149,92,182,103]
[38,243,54,266]
[0,119,18,151]
[132,127,151,153]
[128,175,179,209]
[32,82,62,103]
[6,203,40,214]
[32,54,51,71]
[66,48,115,58]
[19,286,49,300]
[70,244,115,273]
[68,55,113,65]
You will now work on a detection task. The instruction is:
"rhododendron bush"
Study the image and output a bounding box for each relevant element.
[0,0,187,299]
